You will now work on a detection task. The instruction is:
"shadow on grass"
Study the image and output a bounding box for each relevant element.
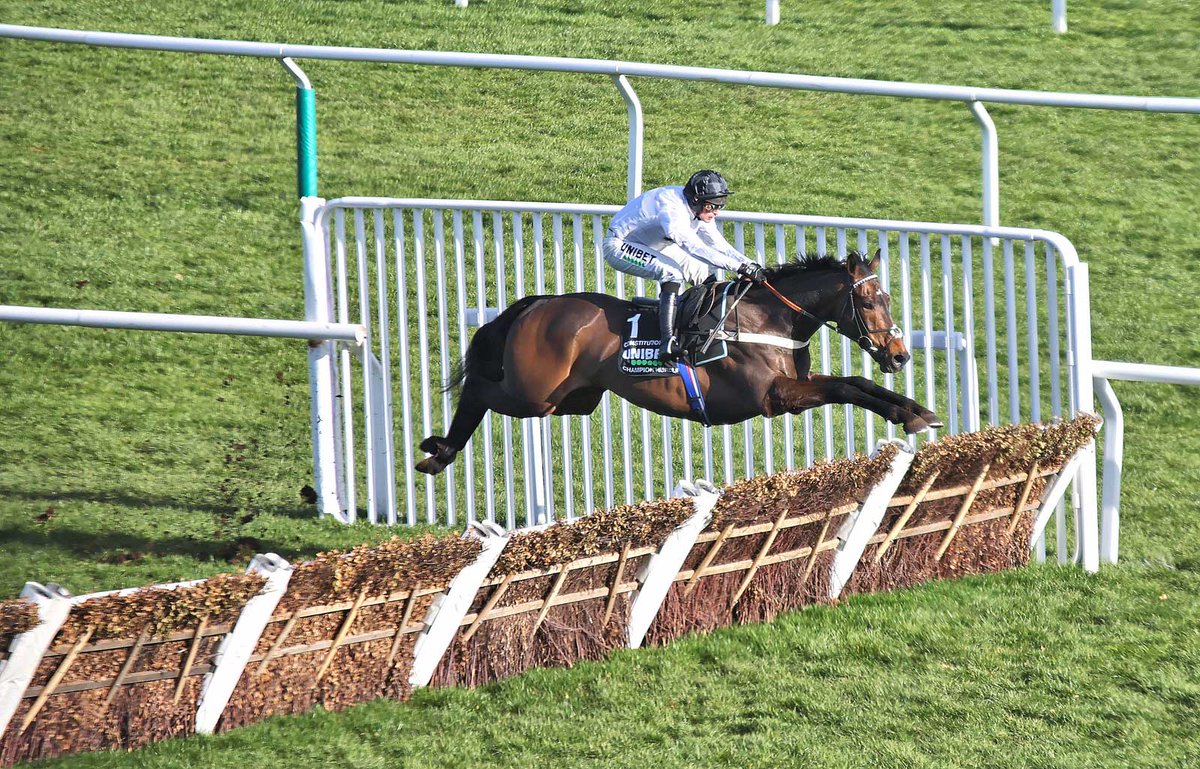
[0,521,319,567]
[0,485,319,521]
[870,19,1031,33]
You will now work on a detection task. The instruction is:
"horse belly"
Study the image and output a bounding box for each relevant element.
[608,374,696,420]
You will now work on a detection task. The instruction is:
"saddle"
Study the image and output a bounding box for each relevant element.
[620,281,736,377]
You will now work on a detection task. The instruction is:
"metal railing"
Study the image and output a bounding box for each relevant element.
[1091,360,1200,564]
[2,24,1197,225]
[0,305,364,344]
[305,196,1098,567]
[0,304,366,522]
[6,25,1154,571]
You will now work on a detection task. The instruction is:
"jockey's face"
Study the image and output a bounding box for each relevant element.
[695,198,726,223]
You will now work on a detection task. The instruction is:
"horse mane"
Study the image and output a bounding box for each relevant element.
[761,251,862,281]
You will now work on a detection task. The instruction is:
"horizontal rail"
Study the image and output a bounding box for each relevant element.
[0,305,365,344]
[2,25,1198,114]
[322,196,1082,265]
[1091,359,1200,386]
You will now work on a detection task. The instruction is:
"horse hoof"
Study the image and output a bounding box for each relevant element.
[416,456,447,476]
[902,415,931,434]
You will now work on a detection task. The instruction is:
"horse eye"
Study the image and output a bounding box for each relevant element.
[861,300,876,310]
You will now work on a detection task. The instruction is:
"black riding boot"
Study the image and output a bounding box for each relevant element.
[658,281,683,364]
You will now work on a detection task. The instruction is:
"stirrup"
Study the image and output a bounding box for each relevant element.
[659,335,682,364]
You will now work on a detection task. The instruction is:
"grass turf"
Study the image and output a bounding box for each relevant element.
[0,0,1197,766]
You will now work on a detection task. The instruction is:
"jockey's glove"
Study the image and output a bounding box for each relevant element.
[737,262,766,284]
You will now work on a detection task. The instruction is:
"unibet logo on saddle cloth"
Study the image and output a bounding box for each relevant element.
[618,283,735,377]
[620,333,675,376]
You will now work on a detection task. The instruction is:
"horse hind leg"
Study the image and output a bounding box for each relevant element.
[416,377,557,475]
[416,379,491,476]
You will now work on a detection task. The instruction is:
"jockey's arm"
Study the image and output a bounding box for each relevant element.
[658,209,750,273]
[694,222,754,270]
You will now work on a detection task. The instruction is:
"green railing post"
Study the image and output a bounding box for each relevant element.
[296,85,318,198]
[281,57,318,198]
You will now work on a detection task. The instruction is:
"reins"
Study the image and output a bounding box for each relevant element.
[697,280,753,354]
[693,270,902,359]
[761,279,824,324]
[761,273,901,354]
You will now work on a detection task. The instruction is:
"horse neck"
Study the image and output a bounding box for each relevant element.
[761,268,850,328]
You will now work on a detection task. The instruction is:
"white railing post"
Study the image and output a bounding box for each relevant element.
[0,583,73,737]
[1067,263,1099,572]
[302,197,347,522]
[363,349,397,525]
[968,101,1000,230]
[829,441,915,598]
[526,421,549,526]
[1094,376,1123,564]
[627,481,719,649]
[612,75,643,201]
[195,554,292,735]
[1052,0,1067,33]
[958,339,982,432]
[765,0,781,25]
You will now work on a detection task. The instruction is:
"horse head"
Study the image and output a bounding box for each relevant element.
[837,250,910,374]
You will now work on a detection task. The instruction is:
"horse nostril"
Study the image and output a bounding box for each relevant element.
[893,352,910,368]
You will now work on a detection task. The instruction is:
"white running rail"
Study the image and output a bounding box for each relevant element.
[1091,360,1200,564]
[306,196,1099,569]
[0,305,364,343]
[1,24,1197,228]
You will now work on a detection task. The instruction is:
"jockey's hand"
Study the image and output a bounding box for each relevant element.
[737,262,766,284]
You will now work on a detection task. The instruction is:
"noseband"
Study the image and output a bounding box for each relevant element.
[761,273,902,354]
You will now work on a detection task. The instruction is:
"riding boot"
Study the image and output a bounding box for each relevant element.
[658,281,683,364]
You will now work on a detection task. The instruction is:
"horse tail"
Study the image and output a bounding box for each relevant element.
[441,358,469,393]
[443,295,544,392]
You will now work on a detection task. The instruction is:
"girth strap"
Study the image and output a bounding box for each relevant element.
[720,331,810,350]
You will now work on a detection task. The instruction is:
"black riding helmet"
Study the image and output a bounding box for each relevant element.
[683,170,733,214]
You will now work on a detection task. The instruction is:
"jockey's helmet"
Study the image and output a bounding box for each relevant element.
[684,170,734,213]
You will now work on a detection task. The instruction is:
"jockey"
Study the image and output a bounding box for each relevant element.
[603,170,766,363]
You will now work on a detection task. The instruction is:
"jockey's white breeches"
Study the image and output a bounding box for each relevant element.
[602,235,713,286]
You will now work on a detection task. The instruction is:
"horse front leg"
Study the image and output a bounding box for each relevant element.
[833,375,942,430]
[763,375,937,434]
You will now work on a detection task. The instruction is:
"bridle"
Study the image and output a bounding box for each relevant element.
[761,273,902,355]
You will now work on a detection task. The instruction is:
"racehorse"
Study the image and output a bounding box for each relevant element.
[416,249,941,475]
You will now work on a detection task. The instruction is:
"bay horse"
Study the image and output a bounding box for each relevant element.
[416,249,941,475]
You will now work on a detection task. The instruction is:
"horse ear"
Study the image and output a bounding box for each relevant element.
[870,248,882,270]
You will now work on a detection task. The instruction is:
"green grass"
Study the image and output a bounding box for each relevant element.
[0,0,1198,766]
